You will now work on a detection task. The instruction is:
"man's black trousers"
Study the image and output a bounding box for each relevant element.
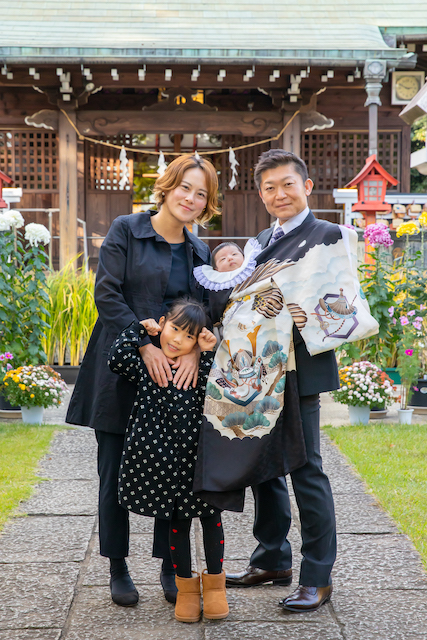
[250,394,337,587]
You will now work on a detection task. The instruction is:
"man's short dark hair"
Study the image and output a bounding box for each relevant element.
[254,149,309,190]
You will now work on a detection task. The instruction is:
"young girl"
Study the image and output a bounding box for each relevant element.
[108,297,229,623]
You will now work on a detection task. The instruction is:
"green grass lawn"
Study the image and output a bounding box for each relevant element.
[323,422,427,570]
[0,421,62,530]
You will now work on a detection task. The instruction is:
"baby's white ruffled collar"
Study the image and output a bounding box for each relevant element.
[193,237,262,291]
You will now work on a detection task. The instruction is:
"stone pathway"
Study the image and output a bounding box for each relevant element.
[0,392,426,639]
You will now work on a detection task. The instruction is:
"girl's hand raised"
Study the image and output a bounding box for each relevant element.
[140,318,162,336]
[198,327,217,352]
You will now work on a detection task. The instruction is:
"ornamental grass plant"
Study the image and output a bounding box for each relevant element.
[2,365,68,408]
[41,260,97,366]
[331,361,395,408]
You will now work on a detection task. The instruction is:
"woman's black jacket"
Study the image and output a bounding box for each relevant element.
[65,211,210,434]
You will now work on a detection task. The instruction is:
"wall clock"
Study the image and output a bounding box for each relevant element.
[392,71,425,105]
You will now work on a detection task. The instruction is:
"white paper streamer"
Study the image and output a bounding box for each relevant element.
[157,151,168,176]
[194,151,201,160]
[228,147,239,190]
[119,146,129,190]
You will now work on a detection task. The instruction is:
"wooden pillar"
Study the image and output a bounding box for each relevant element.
[58,110,78,269]
[400,124,411,192]
[282,113,301,157]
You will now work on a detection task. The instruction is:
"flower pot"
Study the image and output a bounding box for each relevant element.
[408,379,427,407]
[51,365,80,385]
[385,367,401,384]
[397,408,413,425]
[21,405,44,425]
[0,392,21,419]
[348,404,371,425]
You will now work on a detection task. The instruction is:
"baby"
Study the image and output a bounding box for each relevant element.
[211,242,245,273]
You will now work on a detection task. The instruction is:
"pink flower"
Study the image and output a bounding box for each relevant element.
[413,321,423,331]
[405,349,413,356]
[392,318,397,325]
[4,352,13,359]
[408,310,416,316]
[400,316,409,326]
[413,386,419,392]
[363,223,394,248]
[388,306,394,316]
[0,355,4,361]
[421,305,426,311]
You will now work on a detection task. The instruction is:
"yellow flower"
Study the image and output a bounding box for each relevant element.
[19,384,26,391]
[396,221,420,238]
[418,211,427,229]
[4,382,8,386]
[30,393,35,398]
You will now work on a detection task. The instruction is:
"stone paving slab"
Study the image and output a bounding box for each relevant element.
[333,534,427,590]
[63,587,202,640]
[18,479,98,516]
[333,588,427,639]
[39,452,97,481]
[0,562,80,629]
[0,515,95,563]
[204,620,343,640]
[334,492,398,534]
[0,631,61,640]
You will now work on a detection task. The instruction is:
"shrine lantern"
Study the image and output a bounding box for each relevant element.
[344,154,398,227]
[0,170,14,209]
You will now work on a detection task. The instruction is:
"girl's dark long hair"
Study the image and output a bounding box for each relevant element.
[165,297,207,336]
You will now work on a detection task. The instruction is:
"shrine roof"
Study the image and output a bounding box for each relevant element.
[0,1,425,65]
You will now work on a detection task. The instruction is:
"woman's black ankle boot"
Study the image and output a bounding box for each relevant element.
[109,558,139,606]
[160,558,177,604]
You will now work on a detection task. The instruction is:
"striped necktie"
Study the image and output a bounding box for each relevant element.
[268,226,285,246]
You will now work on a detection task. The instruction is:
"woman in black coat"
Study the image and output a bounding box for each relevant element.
[66,155,220,606]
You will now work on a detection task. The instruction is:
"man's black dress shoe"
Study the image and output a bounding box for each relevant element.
[226,565,292,587]
[279,585,332,612]
[160,569,178,604]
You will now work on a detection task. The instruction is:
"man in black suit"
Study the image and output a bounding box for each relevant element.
[226,149,338,612]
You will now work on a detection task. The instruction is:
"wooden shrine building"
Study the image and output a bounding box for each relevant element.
[1,1,427,268]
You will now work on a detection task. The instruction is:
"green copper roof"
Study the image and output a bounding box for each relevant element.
[0,1,425,63]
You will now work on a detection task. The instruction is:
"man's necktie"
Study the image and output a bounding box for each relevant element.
[268,226,285,246]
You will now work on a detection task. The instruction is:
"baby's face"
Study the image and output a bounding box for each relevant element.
[214,246,244,272]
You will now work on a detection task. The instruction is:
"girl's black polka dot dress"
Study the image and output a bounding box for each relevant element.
[108,321,216,520]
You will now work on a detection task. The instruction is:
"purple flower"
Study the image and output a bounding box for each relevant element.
[392,318,397,325]
[364,223,394,248]
[413,386,419,392]
[388,306,395,317]
[400,316,409,326]
[0,355,4,361]
[408,310,416,317]
[405,349,413,356]
[413,321,423,331]
[4,352,13,359]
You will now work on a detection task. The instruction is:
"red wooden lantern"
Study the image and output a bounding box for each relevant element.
[0,169,14,209]
[344,154,398,227]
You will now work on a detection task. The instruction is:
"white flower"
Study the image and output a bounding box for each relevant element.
[7,210,25,228]
[0,213,12,231]
[25,223,51,247]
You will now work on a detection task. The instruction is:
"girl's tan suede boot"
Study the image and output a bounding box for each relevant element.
[174,573,201,623]
[201,570,229,619]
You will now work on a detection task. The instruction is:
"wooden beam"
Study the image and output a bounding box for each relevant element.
[76,110,283,137]
[58,110,78,268]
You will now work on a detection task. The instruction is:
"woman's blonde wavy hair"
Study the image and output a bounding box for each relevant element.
[152,154,220,227]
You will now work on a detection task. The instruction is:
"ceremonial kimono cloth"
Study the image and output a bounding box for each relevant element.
[108,321,219,520]
[194,222,378,511]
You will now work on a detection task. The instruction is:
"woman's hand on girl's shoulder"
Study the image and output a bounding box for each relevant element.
[139,343,174,387]
[172,347,201,391]
[198,327,217,352]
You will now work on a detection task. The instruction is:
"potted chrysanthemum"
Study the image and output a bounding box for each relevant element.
[1,365,68,424]
[331,361,395,424]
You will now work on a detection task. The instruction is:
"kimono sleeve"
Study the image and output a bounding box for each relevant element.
[108,321,147,383]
